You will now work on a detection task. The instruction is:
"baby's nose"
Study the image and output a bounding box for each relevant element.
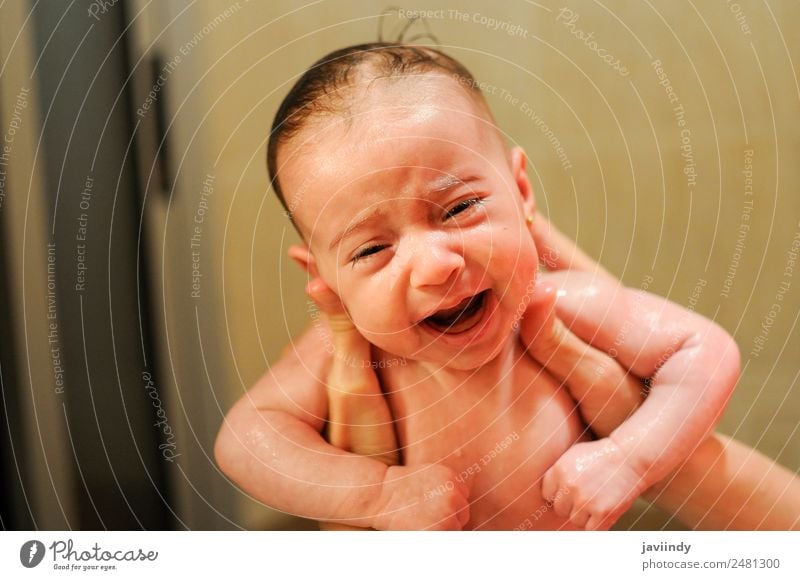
[408,239,465,289]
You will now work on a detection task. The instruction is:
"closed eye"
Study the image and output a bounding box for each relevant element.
[444,198,483,220]
[351,244,387,265]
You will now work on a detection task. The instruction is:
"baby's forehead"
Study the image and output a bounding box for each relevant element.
[303,76,497,162]
[284,74,504,233]
[348,71,486,123]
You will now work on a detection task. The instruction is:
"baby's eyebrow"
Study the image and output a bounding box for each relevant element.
[429,174,481,194]
[327,175,482,251]
[328,210,386,251]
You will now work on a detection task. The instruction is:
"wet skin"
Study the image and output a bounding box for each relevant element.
[269,75,739,529]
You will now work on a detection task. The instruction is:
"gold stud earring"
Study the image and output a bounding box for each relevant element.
[526,215,534,226]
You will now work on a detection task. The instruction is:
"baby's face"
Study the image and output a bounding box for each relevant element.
[281,76,538,369]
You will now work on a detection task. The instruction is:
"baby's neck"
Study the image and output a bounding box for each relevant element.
[375,333,522,418]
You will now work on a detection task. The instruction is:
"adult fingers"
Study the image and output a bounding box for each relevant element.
[570,509,591,529]
[306,277,370,367]
[531,214,615,282]
[523,281,644,438]
[306,278,400,465]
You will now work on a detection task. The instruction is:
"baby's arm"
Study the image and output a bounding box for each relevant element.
[215,297,469,530]
[521,270,740,529]
[213,329,387,527]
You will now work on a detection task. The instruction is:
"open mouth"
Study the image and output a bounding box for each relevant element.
[422,290,490,335]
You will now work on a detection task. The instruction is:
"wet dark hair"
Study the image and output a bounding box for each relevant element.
[266,42,489,215]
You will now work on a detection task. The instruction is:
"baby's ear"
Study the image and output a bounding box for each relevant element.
[287,244,320,278]
[510,146,535,217]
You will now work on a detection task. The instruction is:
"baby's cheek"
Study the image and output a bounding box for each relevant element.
[346,291,396,337]
[503,240,538,304]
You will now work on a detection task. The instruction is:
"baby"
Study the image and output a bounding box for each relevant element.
[216,43,740,530]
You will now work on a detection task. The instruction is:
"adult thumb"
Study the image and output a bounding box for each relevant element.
[306,277,369,361]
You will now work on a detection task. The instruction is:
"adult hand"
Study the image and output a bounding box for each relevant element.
[522,276,644,439]
[525,215,644,438]
[279,217,799,530]
[303,275,399,466]
[527,216,800,530]
[300,265,399,531]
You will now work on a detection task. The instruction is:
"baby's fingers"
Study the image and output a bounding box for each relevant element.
[541,467,572,520]
[541,466,557,505]
[569,509,591,529]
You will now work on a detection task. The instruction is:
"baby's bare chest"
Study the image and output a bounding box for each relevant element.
[380,355,588,530]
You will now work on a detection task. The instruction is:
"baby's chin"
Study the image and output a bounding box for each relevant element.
[365,332,504,371]
[406,323,513,371]
[430,337,509,371]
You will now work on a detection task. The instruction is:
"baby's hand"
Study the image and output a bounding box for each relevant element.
[371,464,471,530]
[542,439,646,530]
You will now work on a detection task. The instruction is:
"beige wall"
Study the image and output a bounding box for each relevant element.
[0,0,77,528]
[158,0,798,529]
